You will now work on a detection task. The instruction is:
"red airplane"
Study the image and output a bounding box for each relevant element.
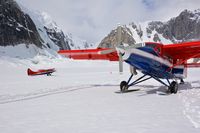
[27,68,56,76]
[58,41,200,94]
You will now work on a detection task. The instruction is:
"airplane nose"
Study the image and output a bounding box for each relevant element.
[116,46,125,55]
[116,46,129,60]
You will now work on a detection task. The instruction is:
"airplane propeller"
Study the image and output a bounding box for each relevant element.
[99,46,124,73]
[116,45,137,75]
[98,24,124,73]
[118,50,124,73]
[100,24,139,74]
[116,24,124,73]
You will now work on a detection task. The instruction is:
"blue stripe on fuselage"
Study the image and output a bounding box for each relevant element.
[125,47,184,79]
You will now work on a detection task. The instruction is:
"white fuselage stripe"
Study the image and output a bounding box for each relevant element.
[127,48,173,67]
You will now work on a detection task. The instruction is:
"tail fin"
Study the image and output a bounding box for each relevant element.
[27,68,34,76]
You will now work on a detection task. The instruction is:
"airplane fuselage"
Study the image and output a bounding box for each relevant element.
[124,47,185,79]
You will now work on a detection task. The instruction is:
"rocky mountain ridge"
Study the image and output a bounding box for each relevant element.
[0,0,92,56]
[98,9,200,48]
[0,0,43,48]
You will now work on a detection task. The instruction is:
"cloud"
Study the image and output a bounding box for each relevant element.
[16,0,200,44]
[142,0,200,21]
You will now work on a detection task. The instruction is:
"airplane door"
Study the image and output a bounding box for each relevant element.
[152,56,162,76]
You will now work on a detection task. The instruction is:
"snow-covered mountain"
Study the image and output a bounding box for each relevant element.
[65,33,94,50]
[22,9,94,50]
[98,9,200,48]
[0,0,93,58]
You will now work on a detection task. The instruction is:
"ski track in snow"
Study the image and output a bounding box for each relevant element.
[0,84,119,104]
[179,81,200,128]
[0,85,98,104]
[0,84,158,105]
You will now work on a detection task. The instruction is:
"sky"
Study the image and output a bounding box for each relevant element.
[16,0,200,44]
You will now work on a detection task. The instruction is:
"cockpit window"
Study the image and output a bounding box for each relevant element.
[145,43,162,55]
[145,43,158,48]
[135,43,144,47]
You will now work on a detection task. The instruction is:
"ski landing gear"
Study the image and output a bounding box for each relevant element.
[120,74,152,93]
[120,74,179,94]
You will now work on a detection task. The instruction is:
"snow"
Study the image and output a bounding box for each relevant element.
[17,1,94,50]
[179,72,200,128]
[0,44,60,59]
[0,44,38,58]
[66,33,95,49]
[40,12,62,33]
[127,24,142,43]
[125,22,173,44]
[152,30,172,44]
[189,9,200,22]
[0,57,200,133]
[22,9,60,51]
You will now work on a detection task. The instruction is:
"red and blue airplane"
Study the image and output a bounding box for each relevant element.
[58,41,200,94]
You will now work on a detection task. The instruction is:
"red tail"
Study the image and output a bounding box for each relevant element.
[27,68,34,76]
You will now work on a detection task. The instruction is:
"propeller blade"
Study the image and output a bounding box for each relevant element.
[116,24,124,73]
[119,53,123,73]
[98,48,116,55]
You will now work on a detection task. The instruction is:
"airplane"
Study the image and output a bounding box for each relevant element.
[116,41,200,93]
[27,68,56,76]
[58,41,200,94]
[58,25,200,94]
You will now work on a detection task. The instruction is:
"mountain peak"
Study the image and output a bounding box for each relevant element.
[0,0,94,58]
[98,9,200,48]
[39,12,62,33]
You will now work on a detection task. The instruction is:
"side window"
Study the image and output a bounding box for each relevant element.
[154,46,161,55]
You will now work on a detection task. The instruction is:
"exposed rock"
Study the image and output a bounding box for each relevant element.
[0,0,89,51]
[44,26,71,50]
[98,9,200,48]
[98,27,136,48]
[0,0,43,47]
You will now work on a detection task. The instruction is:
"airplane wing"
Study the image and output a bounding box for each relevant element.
[162,41,200,67]
[58,48,119,61]
[162,41,200,60]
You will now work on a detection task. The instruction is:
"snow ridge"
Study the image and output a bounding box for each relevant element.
[19,3,94,50]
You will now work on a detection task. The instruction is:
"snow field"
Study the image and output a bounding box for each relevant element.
[178,69,200,128]
[0,57,200,133]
